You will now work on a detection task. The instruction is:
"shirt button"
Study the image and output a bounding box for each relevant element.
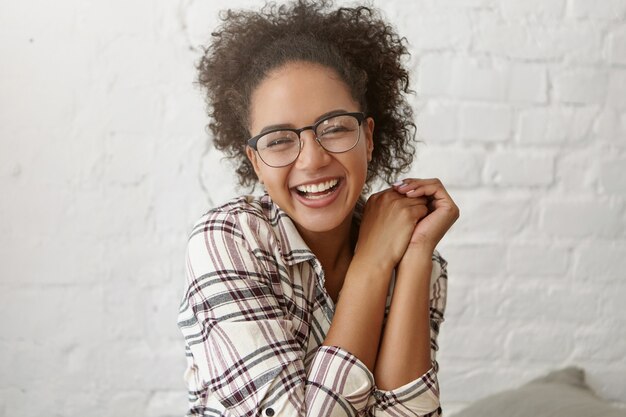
[265,407,275,416]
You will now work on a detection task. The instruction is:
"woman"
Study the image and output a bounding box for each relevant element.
[177,1,460,416]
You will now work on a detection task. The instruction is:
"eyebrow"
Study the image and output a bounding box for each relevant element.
[258,109,349,134]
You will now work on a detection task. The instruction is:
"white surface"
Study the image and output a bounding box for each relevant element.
[1,0,625,415]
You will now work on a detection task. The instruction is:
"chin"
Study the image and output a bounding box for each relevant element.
[292,208,352,235]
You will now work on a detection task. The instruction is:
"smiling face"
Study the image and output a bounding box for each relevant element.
[246,61,374,237]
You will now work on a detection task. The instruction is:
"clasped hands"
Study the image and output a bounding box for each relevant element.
[356,178,460,271]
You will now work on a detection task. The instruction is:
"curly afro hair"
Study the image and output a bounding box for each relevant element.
[197,0,417,191]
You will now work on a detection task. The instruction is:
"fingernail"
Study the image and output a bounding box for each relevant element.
[392,179,404,186]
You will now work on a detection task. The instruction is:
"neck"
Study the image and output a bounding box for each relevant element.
[296,212,357,272]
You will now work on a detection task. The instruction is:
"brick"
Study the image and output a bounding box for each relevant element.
[518,106,597,145]
[442,280,477,319]
[104,85,164,135]
[545,24,604,64]
[473,22,603,64]
[0,388,46,417]
[436,272,502,319]
[509,64,548,103]
[0,286,104,344]
[416,54,454,96]
[574,242,626,281]
[401,12,472,51]
[597,280,626,318]
[450,59,547,103]
[162,87,208,136]
[441,243,508,277]
[599,158,626,194]
[593,108,626,146]
[0,234,106,285]
[500,0,566,19]
[541,198,624,238]
[496,283,600,322]
[559,24,606,64]
[572,326,626,361]
[460,104,512,142]
[430,0,497,8]
[58,391,108,416]
[104,132,154,185]
[449,194,532,238]
[608,26,626,64]
[554,149,599,192]
[109,391,150,416]
[552,68,608,105]
[103,238,178,286]
[607,70,626,110]
[146,285,185,340]
[103,283,146,342]
[146,391,188,416]
[450,57,509,101]
[473,21,532,58]
[438,364,531,402]
[184,1,230,46]
[505,325,576,362]
[466,283,504,318]
[439,320,506,359]
[416,102,459,143]
[102,341,185,391]
[507,243,570,276]
[408,146,483,187]
[483,150,555,187]
[570,0,626,20]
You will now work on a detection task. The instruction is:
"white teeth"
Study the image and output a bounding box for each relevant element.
[296,179,339,194]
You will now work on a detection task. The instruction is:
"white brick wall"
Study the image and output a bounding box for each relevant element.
[0,0,624,415]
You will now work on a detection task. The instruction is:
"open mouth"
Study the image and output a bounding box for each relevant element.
[294,178,341,200]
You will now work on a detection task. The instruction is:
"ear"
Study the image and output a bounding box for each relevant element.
[246,146,264,184]
[364,116,375,162]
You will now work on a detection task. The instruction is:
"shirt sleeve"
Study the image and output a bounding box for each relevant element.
[367,250,448,417]
[177,209,376,417]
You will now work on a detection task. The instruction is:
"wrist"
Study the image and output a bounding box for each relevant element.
[397,248,433,283]
[402,243,435,261]
[352,250,395,278]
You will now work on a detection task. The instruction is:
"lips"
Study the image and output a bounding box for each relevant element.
[292,177,343,206]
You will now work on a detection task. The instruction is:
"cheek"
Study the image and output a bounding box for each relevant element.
[262,168,291,190]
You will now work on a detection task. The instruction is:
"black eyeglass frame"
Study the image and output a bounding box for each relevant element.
[247,111,367,168]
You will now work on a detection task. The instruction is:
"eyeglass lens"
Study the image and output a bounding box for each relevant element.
[256,114,361,167]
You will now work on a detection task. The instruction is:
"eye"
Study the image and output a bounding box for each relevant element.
[259,131,298,150]
[317,115,358,137]
[268,137,294,147]
[320,125,349,135]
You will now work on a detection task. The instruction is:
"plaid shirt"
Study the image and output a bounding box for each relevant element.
[177,193,448,417]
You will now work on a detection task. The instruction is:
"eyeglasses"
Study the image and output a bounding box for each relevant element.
[247,111,366,168]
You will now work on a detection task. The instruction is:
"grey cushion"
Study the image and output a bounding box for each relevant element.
[452,367,626,417]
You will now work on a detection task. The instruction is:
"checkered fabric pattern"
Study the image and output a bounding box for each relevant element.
[178,193,448,416]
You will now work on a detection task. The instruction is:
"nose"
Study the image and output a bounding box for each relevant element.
[294,129,331,170]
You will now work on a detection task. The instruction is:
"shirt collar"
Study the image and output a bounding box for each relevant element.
[260,192,366,266]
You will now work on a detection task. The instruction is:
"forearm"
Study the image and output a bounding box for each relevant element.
[323,254,394,373]
[374,248,433,390]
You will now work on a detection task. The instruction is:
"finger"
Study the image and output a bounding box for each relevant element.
[408,185,459,221]
[393,178,442,194]
[410,203,430,222]
[405,182,451,202]
[398,202,430,223]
